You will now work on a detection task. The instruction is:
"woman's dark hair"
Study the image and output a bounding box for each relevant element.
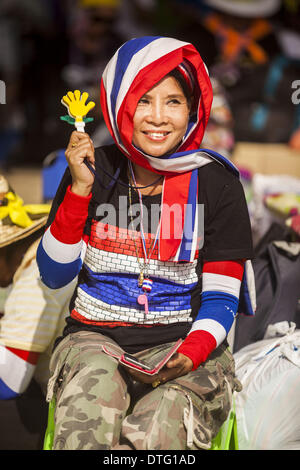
[167,68,193,110]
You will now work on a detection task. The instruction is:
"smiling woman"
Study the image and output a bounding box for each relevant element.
[37,36,254,450]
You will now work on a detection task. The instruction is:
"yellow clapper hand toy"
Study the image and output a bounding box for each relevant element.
[60,89,117,188]
[61,90,95,132]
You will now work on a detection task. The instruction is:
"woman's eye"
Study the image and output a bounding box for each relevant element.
[168,99,181,105]
[138,98,149,105]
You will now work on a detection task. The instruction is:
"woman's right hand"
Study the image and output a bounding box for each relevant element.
[65,130,95,197]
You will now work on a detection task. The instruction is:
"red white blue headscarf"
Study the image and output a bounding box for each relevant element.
[100,36,239,262]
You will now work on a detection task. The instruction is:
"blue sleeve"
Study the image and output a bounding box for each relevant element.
[37,239,83,289]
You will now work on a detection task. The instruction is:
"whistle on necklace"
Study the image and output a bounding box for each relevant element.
[137,294,149,314]
[137,278,153,315]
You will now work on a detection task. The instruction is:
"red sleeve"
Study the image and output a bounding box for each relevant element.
[50,185,92,244]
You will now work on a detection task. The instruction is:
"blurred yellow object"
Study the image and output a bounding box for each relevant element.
[78,0,120,7]
[265,193,300,217]
[0,192,50,229]
[61,90,95,132]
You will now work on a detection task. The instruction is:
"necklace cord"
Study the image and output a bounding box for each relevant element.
[128,161,163,283]
[84,158,163,190]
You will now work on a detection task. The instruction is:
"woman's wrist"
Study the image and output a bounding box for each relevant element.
[178,330,217,370]
[71,181,93,197]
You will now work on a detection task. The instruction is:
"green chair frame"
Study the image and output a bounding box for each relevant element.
[43,397,56,450]
[210,401,239,450]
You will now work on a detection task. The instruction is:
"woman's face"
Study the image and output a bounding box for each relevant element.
[132,75,190,157]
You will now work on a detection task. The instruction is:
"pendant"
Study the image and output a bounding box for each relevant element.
[138,272,144,287]
[142,278,153,293]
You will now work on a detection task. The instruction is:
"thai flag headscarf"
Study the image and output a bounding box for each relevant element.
[100,36,238,262]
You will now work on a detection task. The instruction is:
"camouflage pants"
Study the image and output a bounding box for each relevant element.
[46,330,241,450]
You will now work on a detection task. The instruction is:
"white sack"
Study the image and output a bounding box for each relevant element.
[234,322,300,450]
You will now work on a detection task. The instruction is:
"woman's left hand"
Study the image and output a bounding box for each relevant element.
[126,353,193,385]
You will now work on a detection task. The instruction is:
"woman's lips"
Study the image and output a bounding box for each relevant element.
[142,131,170,141]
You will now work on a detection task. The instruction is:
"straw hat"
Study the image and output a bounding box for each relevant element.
[203,0,281,17]
[0,175,50,249]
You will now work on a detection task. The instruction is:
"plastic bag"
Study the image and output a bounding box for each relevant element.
[234,322,300,450]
